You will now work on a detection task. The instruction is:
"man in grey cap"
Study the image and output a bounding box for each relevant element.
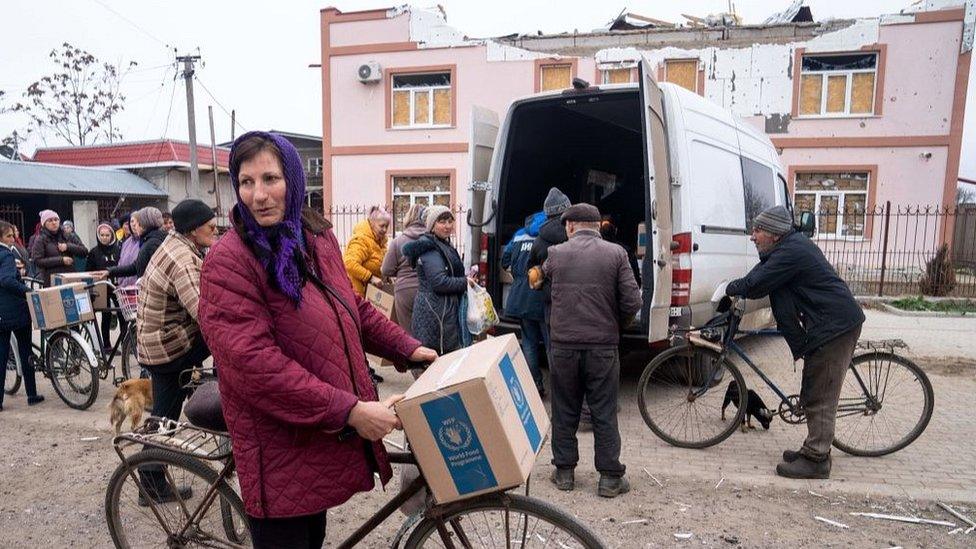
[726,205,865,479]
[542,203,642,497]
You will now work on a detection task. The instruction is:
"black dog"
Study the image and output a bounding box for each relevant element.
[721,380,774,431]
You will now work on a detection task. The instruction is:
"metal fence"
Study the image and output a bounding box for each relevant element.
[327,204,470,257]
[814,202,976,297]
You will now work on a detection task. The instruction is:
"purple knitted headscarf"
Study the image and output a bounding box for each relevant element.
[229,131,307,305]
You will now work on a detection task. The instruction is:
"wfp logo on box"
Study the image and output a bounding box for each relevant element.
[507,374,525,408]
[437,417,473,452]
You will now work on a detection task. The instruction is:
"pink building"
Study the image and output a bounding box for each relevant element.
[320,4,971,246]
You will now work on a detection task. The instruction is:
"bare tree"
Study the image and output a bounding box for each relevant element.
[957,184,976,205]
[14,43,136,146]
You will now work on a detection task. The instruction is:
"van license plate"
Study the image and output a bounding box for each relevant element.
[669,307,682,317]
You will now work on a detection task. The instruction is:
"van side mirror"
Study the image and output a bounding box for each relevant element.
[798,211,815,237]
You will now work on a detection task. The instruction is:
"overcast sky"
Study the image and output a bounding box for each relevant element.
[1,0,973,179]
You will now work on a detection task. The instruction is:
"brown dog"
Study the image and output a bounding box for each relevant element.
[109,379,153,435]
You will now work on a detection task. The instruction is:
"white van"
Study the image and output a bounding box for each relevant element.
[467,60,789,346]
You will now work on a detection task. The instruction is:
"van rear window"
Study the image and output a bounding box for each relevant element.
[741,157,776,231]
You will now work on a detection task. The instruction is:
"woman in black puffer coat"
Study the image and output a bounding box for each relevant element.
[29,209,88,286]
[402,206,474,356]
[87,223,121,351]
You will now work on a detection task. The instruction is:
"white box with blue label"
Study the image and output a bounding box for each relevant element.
[27,283,95,330]
[396,334,549,504]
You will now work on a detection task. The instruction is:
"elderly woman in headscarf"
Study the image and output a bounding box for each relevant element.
[87,223,121,352]
[197,131,436,549]
[115,214,140,287]
[103,207,167,282]
[343,206,392,297]
[402,205,475,356]
[381,203,426,334]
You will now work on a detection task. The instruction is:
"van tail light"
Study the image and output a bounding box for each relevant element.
[671,232,692,307]
[478,233,489,287]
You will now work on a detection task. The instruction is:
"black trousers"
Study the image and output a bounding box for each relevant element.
[0,325,39,404]
[248,512,327,549]
[549,346,625,476]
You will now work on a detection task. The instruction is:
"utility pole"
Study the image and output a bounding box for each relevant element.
[177,53,202,198]
[230,109,236,141]
[208,105,223,221]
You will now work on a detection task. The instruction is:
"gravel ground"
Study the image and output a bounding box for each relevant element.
[2,358,974,548]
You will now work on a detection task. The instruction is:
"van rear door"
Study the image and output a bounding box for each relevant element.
[466,105,500,271]
[638,59,674,343]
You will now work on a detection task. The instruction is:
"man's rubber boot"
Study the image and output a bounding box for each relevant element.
[782,449,801,462]
[597,475,630,498]
[776,455,831,480]
[550,468,575,491]
[139,485,194,507]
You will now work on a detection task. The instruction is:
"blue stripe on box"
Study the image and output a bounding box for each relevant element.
[498,354,543,451]
[420,393,498,496]
[30,293,45,328]
[60,287,80,325]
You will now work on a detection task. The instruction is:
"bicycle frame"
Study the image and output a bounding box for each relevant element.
[701,300,879,418]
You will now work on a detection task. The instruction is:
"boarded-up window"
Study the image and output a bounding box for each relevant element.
[540,64,572,91]
[665,59,698,93]
[794,171,870,238]
[799,53,878,116]
[602,68,632,84]
[799,74,823,115]
[392,176,452,232]
[391,72,452,128]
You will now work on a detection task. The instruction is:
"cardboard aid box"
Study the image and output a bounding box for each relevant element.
[53,272,108,310]
[27,283,95,330]
[395,334,549,504]
[365,283,395,367]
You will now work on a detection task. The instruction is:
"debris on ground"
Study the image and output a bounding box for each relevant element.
[815,516,849,529]
[674,532,693,540]
[850,512,956,527]
[642,467,664,487]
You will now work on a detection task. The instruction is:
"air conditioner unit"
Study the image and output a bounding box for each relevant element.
[358,62,382,83]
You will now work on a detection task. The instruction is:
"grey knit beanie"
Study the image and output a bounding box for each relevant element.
[133,206,164,232]
[424,205,453,233]
[753,205,793,236]
[543,187,571,217]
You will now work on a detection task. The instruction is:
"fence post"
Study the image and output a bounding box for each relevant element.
[878,200,892,297]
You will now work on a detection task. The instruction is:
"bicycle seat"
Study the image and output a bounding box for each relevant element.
[183,380,227,433]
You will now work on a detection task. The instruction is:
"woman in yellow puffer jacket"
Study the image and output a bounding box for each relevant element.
[343,206,392,297]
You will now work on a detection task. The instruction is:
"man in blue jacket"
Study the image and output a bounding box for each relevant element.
[502,211,547,396]
[726,205,865,480]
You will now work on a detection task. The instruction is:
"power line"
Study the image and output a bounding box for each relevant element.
[89,0,173,51]
[194,75,247,133]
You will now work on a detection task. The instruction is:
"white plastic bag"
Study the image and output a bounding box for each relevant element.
[466,282,499,335]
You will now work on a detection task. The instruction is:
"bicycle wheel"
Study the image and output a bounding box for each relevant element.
[105,448,250,548]
[404,493,605,549]
[120,328,138,381]
[5,347,21,395]
[45,331,99,410]
[832,352,934,457]
[637,345,746,449]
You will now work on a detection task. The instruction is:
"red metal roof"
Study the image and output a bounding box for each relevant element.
[32,140,230,169]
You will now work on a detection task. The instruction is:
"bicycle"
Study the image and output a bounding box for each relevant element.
[105,374,606,548]
[5,279,138,409]
[636,297,934,457]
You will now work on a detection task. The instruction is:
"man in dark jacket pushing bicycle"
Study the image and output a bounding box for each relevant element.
[726,205,865,480]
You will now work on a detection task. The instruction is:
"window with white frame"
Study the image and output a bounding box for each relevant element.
[793,171,869,238]
[798,53,878,116]
[391,72,452,128]
[392,175,451,232]
[307,157,322,176]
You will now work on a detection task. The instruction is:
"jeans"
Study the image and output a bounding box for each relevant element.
[248,512,327,549]
[549,346,625,476]
[1,325,40,404]
[799,325,863,461]
[519,318,548,392]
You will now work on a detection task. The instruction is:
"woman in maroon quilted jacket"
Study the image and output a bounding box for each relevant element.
[198,132,437,549]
